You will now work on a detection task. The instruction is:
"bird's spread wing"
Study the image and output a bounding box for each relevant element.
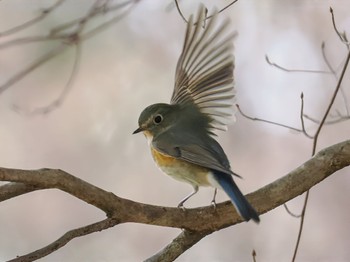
[171,5,236,133]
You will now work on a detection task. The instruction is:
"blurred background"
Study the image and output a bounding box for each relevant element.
[0,0,349,261]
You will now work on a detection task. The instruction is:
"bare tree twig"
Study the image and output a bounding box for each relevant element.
[321,42,336,75]
[242,23,350,260]
[283,204,302,218]
[299,92,314,139]
[321,41,350,117]
[13,32,83,115]
[174,0,188,23]
[174,0,240,24]
[303,113,350,125]
[0,0,136,49]
[0,43,68,94]
[0,35,62,49]
[0,0,65,37]
[330,7,349,47]
[236,104,304,133]
[265,55,331,74]
[218,0,240,14]
[49,0,134,36]
[311,50,350,154]
[9,218,119,262]
[252,249,257,262]
[292,48,350,262]
[81,2,137,40]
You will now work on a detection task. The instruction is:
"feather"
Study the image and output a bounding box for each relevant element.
[171,5,236,133]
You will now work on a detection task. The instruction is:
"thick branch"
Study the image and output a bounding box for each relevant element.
[0,182,41,201]
[1,140,349,261]
[145,230,209,262]
[145,139,350,261]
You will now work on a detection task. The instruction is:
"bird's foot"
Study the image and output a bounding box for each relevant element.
[177,202,186,211]
[211,199,217,209]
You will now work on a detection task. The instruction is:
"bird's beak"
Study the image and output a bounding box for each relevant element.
[132,126,144,134]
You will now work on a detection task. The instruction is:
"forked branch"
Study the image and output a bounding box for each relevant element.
[1,140,349,261]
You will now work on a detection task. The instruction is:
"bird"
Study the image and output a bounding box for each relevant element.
[133,5,259,223]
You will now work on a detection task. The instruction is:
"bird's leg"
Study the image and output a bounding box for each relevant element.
[177,185,199,210]
[211,188,218,208]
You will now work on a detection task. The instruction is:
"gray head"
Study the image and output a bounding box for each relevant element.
[133,102,213,139]
[133,103,179,137]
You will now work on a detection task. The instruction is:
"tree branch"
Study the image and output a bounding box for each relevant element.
[8,218,119,262]
[0,182,41,201]
[145,229,208,262]
[1,140,350,260]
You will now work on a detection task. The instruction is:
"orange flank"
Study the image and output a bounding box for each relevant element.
[150,146,178,166]
[150,146,211,187]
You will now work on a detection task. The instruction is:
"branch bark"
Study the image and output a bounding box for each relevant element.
[1,139,349,261]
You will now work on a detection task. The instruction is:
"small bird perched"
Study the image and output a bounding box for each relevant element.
[133,5,259,223]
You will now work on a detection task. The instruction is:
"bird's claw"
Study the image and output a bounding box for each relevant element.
[211,199,217,209]
[177,203,186,211]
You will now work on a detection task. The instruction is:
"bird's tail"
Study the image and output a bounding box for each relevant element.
[212,171,260,223]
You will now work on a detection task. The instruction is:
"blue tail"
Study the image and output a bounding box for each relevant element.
[212,171,260,223]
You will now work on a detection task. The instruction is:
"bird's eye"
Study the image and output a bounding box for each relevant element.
[153,114,163,124]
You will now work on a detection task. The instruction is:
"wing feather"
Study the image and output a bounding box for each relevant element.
[152,131,241,178]
[171,5,236,133]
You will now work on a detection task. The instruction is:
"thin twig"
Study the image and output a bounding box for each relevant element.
[252,249,257,262]
[12,8,87,115]
[8,218,119,262]
[330,7,349,47]
[174,0,188,23]
[236,104,304,133]
[299,92,314,139]
[218,0,240,14]
[292,48,350,262]
[321,42,336,75]
[174,0,240,24]
[0,35,62,49]
[321,41,350,116]
[81,2,136,40]
[13,42,82,115]
[0,44,68,94]
[283,204,302,218]
[303,114,350,125]
[50,0,134,36]
[265,55,331,74]
[0,0,65,37]
[292,190,310,262]
[312,51,350,154]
